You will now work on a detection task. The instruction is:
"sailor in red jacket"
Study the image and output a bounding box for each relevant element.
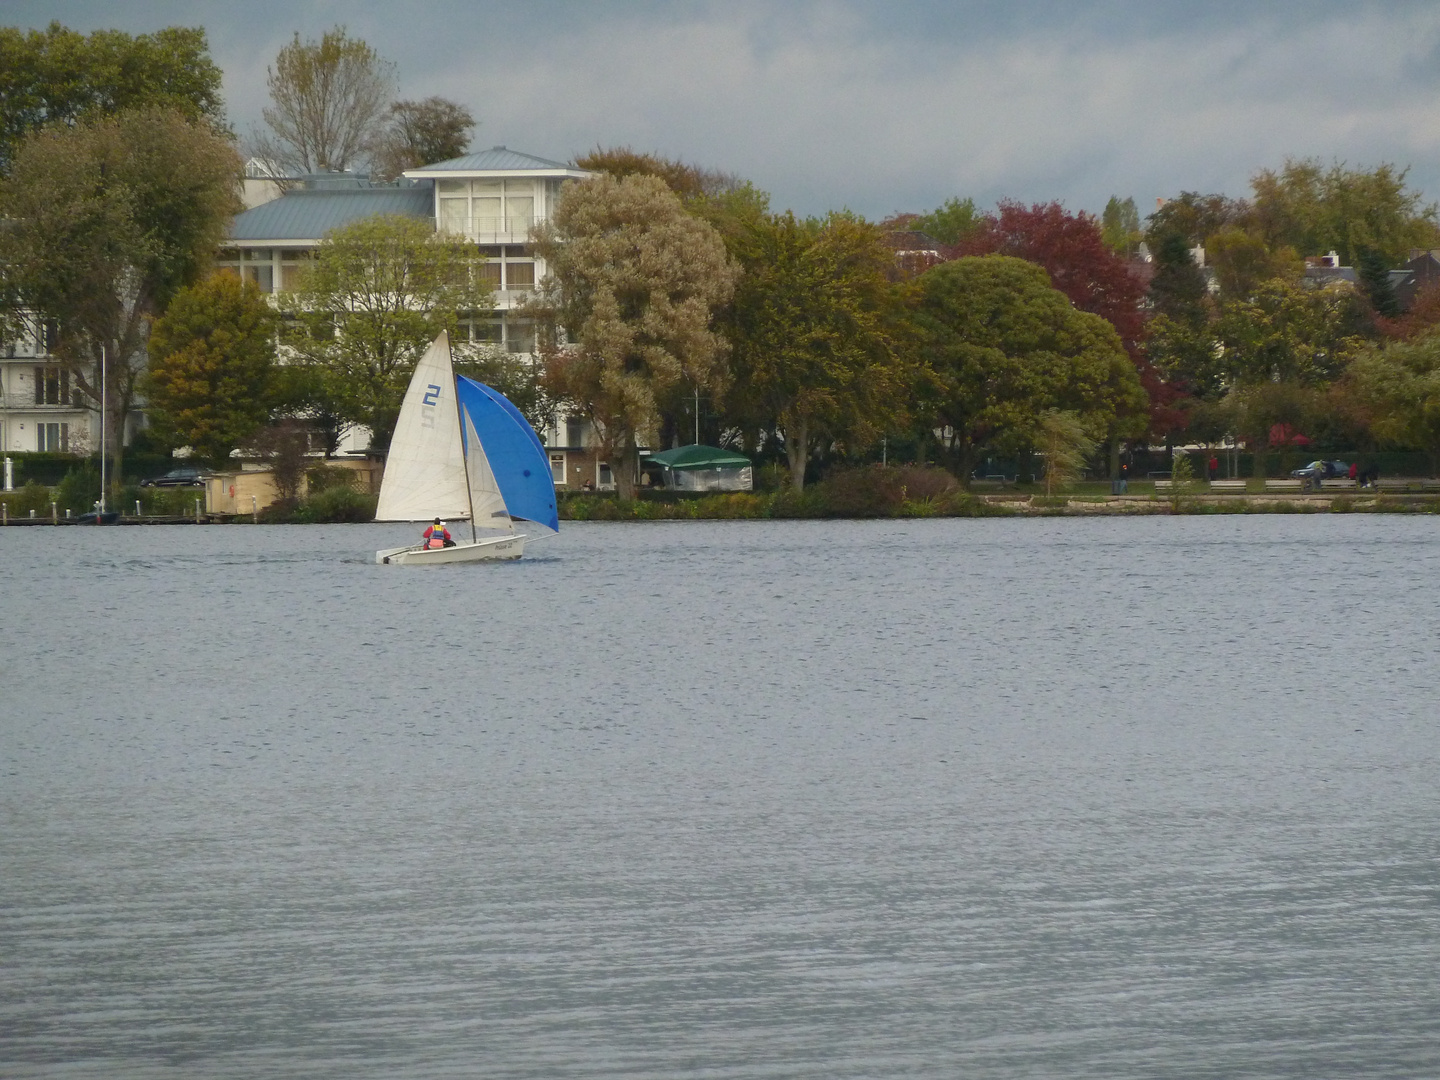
[422,518,453,549]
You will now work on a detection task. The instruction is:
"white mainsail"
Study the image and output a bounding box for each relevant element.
[375,332,473,522]
[463,404,513,533]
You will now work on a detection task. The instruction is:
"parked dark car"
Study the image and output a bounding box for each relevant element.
[1290,460,1349,481]
[139,466,208,487]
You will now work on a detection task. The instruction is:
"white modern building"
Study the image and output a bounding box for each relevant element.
[222,147,611,486]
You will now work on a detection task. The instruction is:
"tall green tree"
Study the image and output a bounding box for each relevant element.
[1100,196,1142,255]
[912,197,983,247]
[278,214,492,449]
[1250,158,1439,266]
[1147,232,1210,327]
[0,107,242,489]
[1356,246,1402,319]
[1213,278,1368,386]
[1348,333,1440,474]
[146,273,277,468]
[913,256,1146,485]
[256,27,395,174]
[727,211,917,490]
[0,22,226,173]
[530,173,738,498]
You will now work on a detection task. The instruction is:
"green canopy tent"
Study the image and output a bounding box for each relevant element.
[645,444,753,491]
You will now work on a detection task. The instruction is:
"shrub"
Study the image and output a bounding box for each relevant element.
[754,462,790,492]
[138,486,206,516]
[295,485,376,523]
[893,465,958,500]
[771,486,828,518]
[694,492,769,519]
[257,497,301,523]
[54,464,101,515]
[306,464,356,494]
[815,465,907,517]
[1,480,54,518]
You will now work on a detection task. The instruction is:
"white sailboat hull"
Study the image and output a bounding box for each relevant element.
[376,533,525,565]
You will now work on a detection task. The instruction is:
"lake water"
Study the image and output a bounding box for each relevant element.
[2,517,1438,1078]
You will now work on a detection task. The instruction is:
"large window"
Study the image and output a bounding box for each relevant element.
[460,314,536,355]
[214,248,311,293]
[475,244,536,295]
[33,367,70,405]
[437,179,537,239]
[37,422,68,452]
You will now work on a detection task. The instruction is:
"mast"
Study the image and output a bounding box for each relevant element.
[99,344,107,516]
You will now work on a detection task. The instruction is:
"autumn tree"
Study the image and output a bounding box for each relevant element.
[529,174,738,497]
[256,27,395,174]
[1206,226,1302,301]
[371,97,476,181]
[573,146,740,201]
[0,107,241,490]
[962,202,1147,351]
[1145,191,1249,247]
[146,273,277,467]
[961,199,1171,449]
[913,256,1146,484]
[278,214,491,449]
[727,211,916,490]
[0,22,226,174]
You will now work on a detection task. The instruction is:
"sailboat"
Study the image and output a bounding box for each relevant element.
[374,331,558,565]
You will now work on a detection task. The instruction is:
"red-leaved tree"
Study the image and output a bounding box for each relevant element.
[960,201,1185,438]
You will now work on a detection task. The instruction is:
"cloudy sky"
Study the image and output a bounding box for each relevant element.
[11,1,1440,220]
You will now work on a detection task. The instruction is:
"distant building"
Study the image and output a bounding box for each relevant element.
[222,147,615,486]
[0,315,97,456]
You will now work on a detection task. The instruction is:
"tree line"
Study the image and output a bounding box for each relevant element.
[6,22,1440,496]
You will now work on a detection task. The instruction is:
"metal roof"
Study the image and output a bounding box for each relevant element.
[647,444,752,470]
[405,146,585,176]
[229,183,434,243]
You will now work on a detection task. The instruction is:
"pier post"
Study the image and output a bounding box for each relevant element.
[51,502,57,524]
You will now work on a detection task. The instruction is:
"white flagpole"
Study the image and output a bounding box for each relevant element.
[99,344,107,516]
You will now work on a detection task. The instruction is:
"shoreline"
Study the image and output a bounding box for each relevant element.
[4,491,1438,525]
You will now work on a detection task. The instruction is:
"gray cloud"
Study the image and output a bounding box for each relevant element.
[9,1,1440,219]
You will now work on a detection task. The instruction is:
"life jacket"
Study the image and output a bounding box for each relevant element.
[425,527,448,549]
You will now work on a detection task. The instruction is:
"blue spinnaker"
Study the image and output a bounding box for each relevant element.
[456,376,559,532]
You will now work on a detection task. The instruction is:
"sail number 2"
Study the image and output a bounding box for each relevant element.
[422,384,442,407]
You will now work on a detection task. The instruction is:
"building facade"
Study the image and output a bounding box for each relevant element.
[224,147,614,486]
[0,314,94,456]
